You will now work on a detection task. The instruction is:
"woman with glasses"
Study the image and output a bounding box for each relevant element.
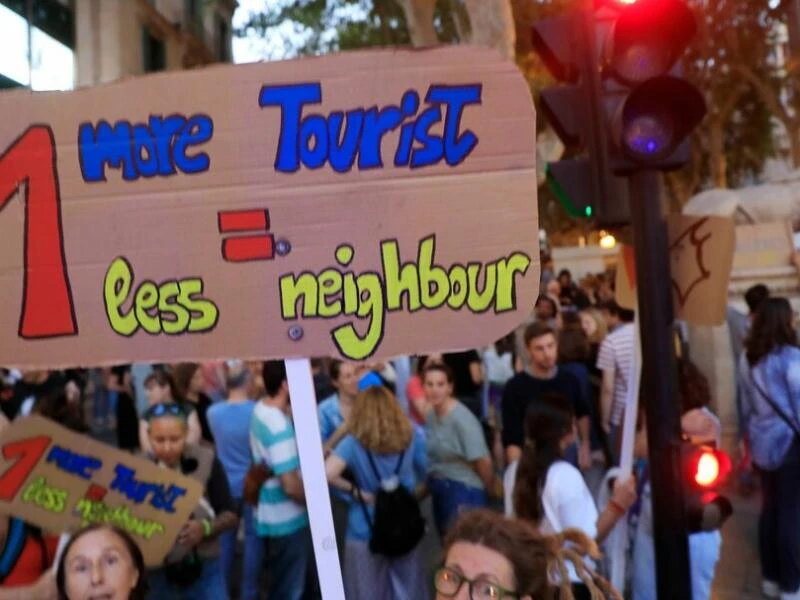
[141,403,238,599]
[435,509,620,600]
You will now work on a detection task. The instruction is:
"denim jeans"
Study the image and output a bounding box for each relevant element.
[147,556,228,600]
[759,437,800,593]
[266,526,318,600]
[219,501,263,600]
[632,491,721,600]
[429,477,488,538]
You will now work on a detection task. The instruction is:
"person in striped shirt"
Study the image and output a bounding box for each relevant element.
[250,360,317,600]
[596,302,636,465]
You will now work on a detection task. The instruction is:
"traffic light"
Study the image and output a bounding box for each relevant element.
[532,0,706,224]
[681,442,733,533]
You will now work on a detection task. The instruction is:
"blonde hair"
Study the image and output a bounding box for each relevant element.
[581,308,608,345]
[347,386,413,454]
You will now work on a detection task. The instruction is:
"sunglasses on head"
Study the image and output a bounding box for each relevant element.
[145,402,187,421]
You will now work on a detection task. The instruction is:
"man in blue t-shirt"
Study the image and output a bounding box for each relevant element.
[207,361,260,600]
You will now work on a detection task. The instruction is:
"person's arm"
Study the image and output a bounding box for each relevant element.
[577,416,591,470]
[279,470,306,504]
[596,476,637,543]
[179,457,238,548]
[325,441,375,503]
[501,379,523,464]
[186,411,202,445]
[139,418,152,455]
[600,368,615,433]
[472,456,495,492]
[469,358,484,386]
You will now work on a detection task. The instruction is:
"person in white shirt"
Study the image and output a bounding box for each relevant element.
[505,393,636,600]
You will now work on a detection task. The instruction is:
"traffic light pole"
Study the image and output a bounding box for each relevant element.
[629,171,692,599]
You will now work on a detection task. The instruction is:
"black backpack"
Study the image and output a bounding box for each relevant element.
[357,450,425,558]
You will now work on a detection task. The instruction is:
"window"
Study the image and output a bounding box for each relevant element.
[217,17,230,62]
[142,28,165,73]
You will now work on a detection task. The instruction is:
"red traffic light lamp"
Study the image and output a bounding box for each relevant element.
[681,443,733,533]
[603,0,696,85]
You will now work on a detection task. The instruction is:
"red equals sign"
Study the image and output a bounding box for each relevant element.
[218,209,274,262]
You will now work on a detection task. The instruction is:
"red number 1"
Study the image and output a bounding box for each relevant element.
[0,125,77,338]
[0,436,51,501]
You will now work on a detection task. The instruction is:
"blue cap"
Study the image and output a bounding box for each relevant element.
[358,371,383,391]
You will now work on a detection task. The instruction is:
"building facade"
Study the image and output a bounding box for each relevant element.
[75,0,235,87]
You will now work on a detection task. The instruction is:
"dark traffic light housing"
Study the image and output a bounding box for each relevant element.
[532,0,706,225]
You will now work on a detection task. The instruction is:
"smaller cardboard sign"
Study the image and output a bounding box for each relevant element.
[732,221,793,271]
[616,215,736,326]
[0,416,203,566]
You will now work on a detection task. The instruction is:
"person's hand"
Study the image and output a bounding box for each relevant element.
[356,490,375,505]
[611,476,638,512]
[177,519,205,549]
[578,442,592,471]
[65,380,80,404]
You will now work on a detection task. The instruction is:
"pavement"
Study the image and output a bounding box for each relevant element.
[712,487,763,600]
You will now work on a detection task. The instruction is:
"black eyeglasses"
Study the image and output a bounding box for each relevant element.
[145,402,186,421]
[433,567,518,600]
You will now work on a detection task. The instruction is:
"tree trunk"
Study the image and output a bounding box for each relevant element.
[790,125,800,168]
[397,0,439,47]
[464,0,516,60]
[708,118,727,188]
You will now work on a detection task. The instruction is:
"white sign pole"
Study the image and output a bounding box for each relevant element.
[286,358,345,600]
[609,312,642,592]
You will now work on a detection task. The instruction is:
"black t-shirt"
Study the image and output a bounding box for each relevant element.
[501,369,589,449]
[443,351,482,398]
[195,392,215,444]
[204,456,236,516]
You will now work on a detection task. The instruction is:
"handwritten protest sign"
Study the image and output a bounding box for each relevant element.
[0,46,538,368]
[0,416,202,567]
[616,215,735,325]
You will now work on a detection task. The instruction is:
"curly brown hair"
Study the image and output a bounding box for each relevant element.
[745,297,798,366]
[443,510,621,600]
[347,385,412,454]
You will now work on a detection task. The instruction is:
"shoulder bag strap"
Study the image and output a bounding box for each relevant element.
[752,367,800,437]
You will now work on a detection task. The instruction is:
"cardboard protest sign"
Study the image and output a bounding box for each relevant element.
[615,215,735,325]
[0,46,538,368]
[0,416,202,567]
[732,221,793,272]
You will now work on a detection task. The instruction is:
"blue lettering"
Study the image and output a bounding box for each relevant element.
[45,446,102,480]
[299,115,328,169]
[259,83,322,173]
[328,110,363,173]
[173,115,213,174]
[260,83,480,173]
[410,106,444,169]
[394,91,420,167]
[149,114,185,176]
[151,485,187,514]
[78,115,213,182]
[133,124,158,177]
[110,465,187,513]
[78,120,136,182]
[426,85,481,166]
[358,106,403,170]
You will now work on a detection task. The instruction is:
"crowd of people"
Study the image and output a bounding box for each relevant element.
[1,254,799,600]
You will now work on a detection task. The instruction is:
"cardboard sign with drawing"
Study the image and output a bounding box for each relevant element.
[0,46,539,598]
[0,45,538,369]
[0,416,202,567]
